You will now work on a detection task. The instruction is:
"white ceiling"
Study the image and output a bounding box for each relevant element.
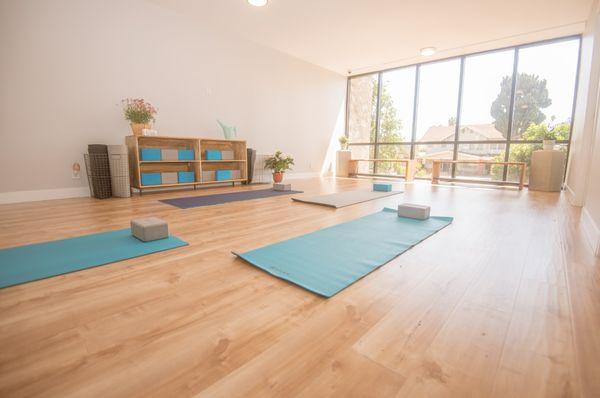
[153,0,594,75]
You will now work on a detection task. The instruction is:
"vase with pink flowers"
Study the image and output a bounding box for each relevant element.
[122,98,157,136]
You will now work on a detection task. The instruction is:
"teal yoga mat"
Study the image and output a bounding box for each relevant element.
[235,208,452,297]
[0,229,188,288]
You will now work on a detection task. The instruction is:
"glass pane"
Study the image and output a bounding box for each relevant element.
[506,143,568,184]
[348,74,378,144]
[376,145,412,175]
[460,49,514,140]
[414,144,454,178]
[511,39,579,140]
[415,59,461,142]
[349,145,375,174]
[456,143,506,181]
[378,67,416,143]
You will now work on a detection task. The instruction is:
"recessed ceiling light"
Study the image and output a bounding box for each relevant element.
[420,47,436,56]
[248,0,268,6]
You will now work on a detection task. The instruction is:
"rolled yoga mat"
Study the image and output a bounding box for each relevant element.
[0,229,188,288]
[235,208,452,297]
[160,188,303,209]
[291,189,402,208]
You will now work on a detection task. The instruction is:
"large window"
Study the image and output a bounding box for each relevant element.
[346,36,580,185]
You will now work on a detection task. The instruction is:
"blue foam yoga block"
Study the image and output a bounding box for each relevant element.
[178,149,195,160]
[373,182,392,192]
[178,171,195,183]
[205,150,222,160]
[141,172,161,186]
[216,170,232,181]
[140,148,161,161]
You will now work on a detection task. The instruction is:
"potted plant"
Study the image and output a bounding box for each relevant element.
[122,98,157,136]
[264,150,294,183]
[338,135,349,150]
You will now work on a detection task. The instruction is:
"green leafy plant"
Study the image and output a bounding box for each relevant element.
[122,98,157,124]
[264,150,294,173]
[338,135,349,150]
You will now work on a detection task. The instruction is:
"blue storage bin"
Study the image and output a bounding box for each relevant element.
[140,148,161,161]
[178,149,195,161]
[205,150,222,160]
[141,172,161,186]
[178,171,195,183]
[373,182,392,192]
[215,170,232,181]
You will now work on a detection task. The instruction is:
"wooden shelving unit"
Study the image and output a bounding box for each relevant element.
[126,135,247,194]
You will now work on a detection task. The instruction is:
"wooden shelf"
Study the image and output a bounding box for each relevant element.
[199,179,246,184]
[126,135,248,194]
[140,160,200,163]
[201,160,246,163]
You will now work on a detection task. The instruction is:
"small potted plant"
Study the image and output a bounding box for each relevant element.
[122,98,157,136]
[338,135,349,150]
[264,150,294,183]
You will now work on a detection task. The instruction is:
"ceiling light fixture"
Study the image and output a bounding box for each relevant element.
[420,47,436,56]
[247,0,268,6]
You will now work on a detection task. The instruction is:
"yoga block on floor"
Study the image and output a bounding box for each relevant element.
[202,170,215,182]
[178,171,195,183]
[398,203,430,220]
[141,172,161,186]
[274,183,291,191]
[140,148,161,161]
[216,170,232,181]
[178,149,195,161]
[221,150,235,160]
[131,217,168,242]
[161,172,178,184]
[161,149,179,161]
[205,150,222,160]
[373,182,392,192]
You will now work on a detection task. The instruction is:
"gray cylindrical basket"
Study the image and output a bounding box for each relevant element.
[84,153,112,199]
[107,145,131,198]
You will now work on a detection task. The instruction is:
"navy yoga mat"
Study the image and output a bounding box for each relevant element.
[160,188,303,209]
[0,229,188,288]
[235,208,453,297]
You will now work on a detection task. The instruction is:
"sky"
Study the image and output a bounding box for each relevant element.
[381,38,580,141]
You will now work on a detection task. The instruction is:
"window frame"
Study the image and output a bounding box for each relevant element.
[345,35,582,185]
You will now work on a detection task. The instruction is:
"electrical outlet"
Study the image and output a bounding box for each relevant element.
[72,162,81,179]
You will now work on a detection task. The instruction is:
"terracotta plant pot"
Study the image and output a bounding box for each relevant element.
[130,123,151,136]
[272,172,284,183]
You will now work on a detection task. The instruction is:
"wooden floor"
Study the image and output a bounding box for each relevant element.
[0,178,599,397]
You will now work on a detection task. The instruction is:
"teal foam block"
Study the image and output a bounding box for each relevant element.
[236,208,452,297]
[0,229,188,289]
[373,182,392,192]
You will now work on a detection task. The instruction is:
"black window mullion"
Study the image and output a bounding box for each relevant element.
[503,47,520,181]
[410,65,420,160]
[452,56,466,178]
[373,72,383,174]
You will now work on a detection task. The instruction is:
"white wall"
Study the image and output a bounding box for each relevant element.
[566,0,600,256]
[0,0,346,201]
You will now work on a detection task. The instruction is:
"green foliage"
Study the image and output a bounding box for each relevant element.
[490,122,569,179]
[490,74,551,136]
[264,150,294,173]
[338,135,349,149]
[371,81,406,174]
[122,98,157,124]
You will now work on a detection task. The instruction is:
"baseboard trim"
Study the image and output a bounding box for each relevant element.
[0,187,90,205]
[564,184,584,206]
[581,207,600,257]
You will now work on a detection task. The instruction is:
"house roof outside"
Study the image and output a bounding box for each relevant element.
[419,123,505,142]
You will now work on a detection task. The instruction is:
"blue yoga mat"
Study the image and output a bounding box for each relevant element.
[235,208,452,297]
[0,229,188,288]
[160,188,303,209]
